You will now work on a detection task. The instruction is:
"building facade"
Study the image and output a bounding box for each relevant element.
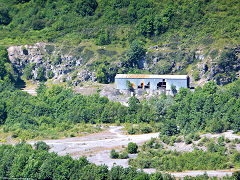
[115,74,189,92]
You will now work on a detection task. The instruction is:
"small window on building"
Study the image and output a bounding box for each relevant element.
[138,82,144,89]
[157,79,166,89]
[144,82,150,89]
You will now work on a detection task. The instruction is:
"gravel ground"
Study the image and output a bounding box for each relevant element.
[28,126,158,168]
[201,130,240,140]
[26,126,240,178]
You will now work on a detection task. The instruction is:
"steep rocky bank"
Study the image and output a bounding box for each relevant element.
[7,42,240,87]
[7,43,96,86]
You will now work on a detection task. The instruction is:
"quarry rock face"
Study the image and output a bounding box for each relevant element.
[7,42,240,87]
[7,43,96,85]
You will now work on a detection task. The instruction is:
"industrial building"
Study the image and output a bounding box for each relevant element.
[115,74,189,93]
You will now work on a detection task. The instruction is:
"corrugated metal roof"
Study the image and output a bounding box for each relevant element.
[115,74,188,79]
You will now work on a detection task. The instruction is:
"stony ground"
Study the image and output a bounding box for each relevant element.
[28,126,158,168]
[26,126,240,178]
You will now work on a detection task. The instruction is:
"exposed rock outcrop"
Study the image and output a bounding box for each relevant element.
[7,43,96,85]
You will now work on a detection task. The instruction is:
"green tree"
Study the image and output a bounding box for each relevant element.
[75,0,98,17]
[36,67,46,81]
[128,96,140,113]
[161,120,179,136]
[23,65,33,80]
[34,141,50,151]
[0,7,11,25]
[138,15,154,37]
[96,31,110,45]
[127,40,146,68]
[127,142,138,154]
[36,82,47,96]
[154,15,169,35]
[0,100,7,125]
[96,64,108,83]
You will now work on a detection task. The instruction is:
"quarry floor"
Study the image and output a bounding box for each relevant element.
[27,126,240,178]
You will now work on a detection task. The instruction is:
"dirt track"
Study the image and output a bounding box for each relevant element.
[28,126,238,178]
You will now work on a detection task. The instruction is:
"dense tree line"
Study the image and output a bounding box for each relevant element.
[0,142,239,179]
[1,79,240,139]
[0,142,174,180]
[158,81,240,135]
[0,0,239,49]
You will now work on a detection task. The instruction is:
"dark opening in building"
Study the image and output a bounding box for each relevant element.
[144,82,150,89]
[187,76,190,88]
[138,82,144,89]
[157,79,166,89]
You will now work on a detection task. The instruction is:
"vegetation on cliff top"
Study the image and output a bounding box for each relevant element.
[0,0,240,85]
[0,0,239,46]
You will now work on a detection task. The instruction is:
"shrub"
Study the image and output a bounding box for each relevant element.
[110,149,119,159]
[36,67,46,81]
[232,152,240,163]
[217,136,225,146]
[176,137,183,143]
[154,142,162,149]
[225,138,231,143]
[47,70,55,79]
[232,171,240,180]
[160,135,170,145]
[127,142,138,154]
[193,70,200,81]
[146,138,155,147]
[141,126,152,134]
[12,133,18,138]
[23,65,33,80]
[193,134,200,141]
[233,138,240,144]
[119,152,128,159]
[207,142,217,153]
[34,141,50,151]
[127,127,136,134]
[185,137,192,144]
[198,137,209,146]
[32,19,46,30]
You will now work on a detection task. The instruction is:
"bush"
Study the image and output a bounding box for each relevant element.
[233,138,240,144]
[176,137,183,143]
[110,149,119,159]
[193,70,200,81]
[160,135,170,145]
[185,137,192,144]
[47,70,55,79]
[217,136,225,146]
[225,138,231,143]
[154,142,163,149]
[232,152,240,163]
[23,65,33,80]
[34,141,50,151]
[141,126,152,134]
[198,137,209,146]
[119,152,128,159]
[36,67,46,81]
[193,134,200,141]
[127,142,138,154]
[127,127,136,134]
[146,138,155,148]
